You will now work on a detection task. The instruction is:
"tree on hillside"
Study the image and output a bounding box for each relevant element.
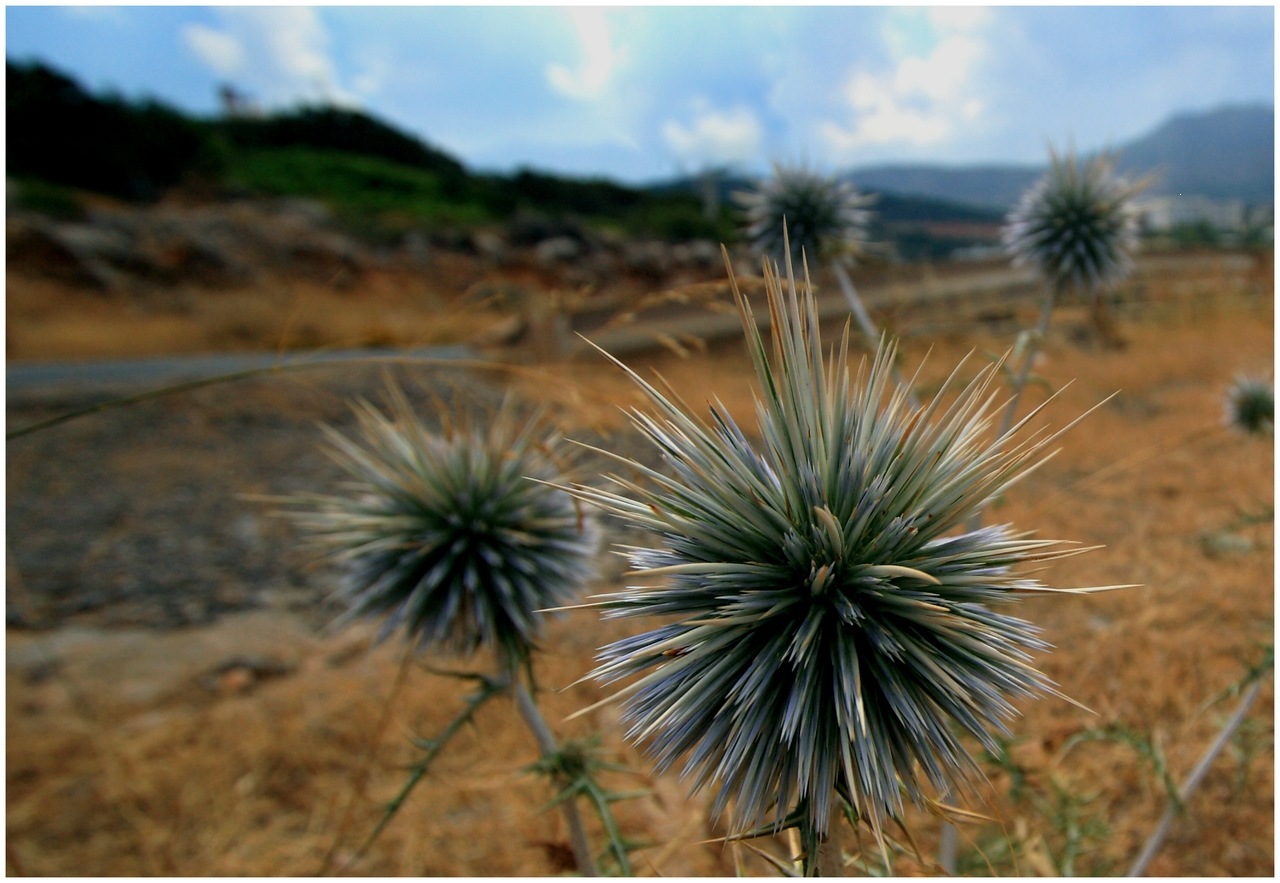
[7,60,223,200]
[217,105,468,197]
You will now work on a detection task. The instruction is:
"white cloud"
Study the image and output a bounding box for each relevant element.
[181,8,354,107]
[662,103,763,167]
[255,8,334,87]
[181,24,244,78]
[545,7,622,100]
[929,6,992,32]
[819,9,991,156]
[60,6,127,23]
[351,59,387,99]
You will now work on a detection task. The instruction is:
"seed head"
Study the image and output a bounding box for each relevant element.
[736,161,874,266]
[288,388,597,668]
[1225,374,1273,436]
[1003,148,1144,293]
[567,244,1100,840]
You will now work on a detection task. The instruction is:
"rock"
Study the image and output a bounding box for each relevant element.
[7,200,371,292]
[621,239,674,280]
[6,218,132,291]
[399,230,433,267]
[470,313,529,348]
[272,197,334,228]
[507,213,585,248]
[276,230,365,288]
[5,611,317,709]
[462,279,537,311]
[471,229,508,265]
[672,239,721,270]
[535,235,584,268]
[199,655,296,695]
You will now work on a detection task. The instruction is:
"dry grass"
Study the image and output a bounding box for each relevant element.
[5,253,1273,876]
[5,266,509,360]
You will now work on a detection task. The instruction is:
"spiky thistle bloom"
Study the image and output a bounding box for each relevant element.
[736,161,874,265]
[1225,374,1273,435]
[565,248,1108,842]
[287,388,597,669]
[1003,148,1144,293]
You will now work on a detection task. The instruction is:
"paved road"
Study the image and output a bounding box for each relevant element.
[6,344,476,402]
[7,251,1252,401]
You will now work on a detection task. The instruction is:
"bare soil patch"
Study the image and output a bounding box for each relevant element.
[6,251,1274,875]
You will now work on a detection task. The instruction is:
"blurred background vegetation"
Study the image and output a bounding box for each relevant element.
[7,59,1025,261]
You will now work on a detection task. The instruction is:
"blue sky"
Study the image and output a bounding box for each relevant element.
[5,5,1274,184]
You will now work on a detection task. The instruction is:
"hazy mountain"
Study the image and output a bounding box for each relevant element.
[843,164,1043,212]
[648,171,1005,226]
[1115,104,1274,202]
[846,104,1273,210]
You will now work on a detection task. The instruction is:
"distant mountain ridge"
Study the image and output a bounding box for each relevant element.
[846,104,1274,210]
[841,164,1042,213]
[1115,104,1274,202]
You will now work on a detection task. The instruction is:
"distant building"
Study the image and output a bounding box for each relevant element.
[1136,195,1248,232]
[1245,202,1274,232]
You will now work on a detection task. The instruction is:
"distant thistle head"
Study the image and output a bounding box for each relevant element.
[736,161,874,266]
[567,240,1102,841]
[1004,148,1144,293]
[1225,374,1273,435]
[288,388,597,669]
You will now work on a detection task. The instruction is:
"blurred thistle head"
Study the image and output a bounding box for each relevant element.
[287,386,597,670]
[736,160,874,266]
[1225,374,1273,436]
[1003,147,1145,293]
[565,237,1110,841]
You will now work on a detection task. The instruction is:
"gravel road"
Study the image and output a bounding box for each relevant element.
[3,361,580,630]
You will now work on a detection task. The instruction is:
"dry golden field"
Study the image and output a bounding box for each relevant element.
[6,247,1274,876]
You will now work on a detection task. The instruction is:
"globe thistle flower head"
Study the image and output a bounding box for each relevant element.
[1003,148,1144,293]
[290,387,598,669]
[736,161,875,266]
[566,240,1106,841]
[1225,374,1273,435]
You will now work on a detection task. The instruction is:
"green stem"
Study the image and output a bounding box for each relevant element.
[996,281,1062,442]
[814,832,844,877]
[938,814,959,875]
[831,260,879,348]
[1126,680,1264,877]
[347,672,507,867]
[581,778,634,875]
[831,260,919,409]
[943,281,1062,872]
[319,645,416,875]
[7,352,486,440]
[6,348,588,441]
[803,794,844,877]
[8,361,316,439]
[510,675,599,877]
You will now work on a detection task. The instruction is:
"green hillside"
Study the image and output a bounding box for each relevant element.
[7,58,1002,258]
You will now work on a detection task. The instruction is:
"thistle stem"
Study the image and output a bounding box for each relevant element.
[937,811,959,874]
[320,645,416,874]
[996,282,1061,441]
[943,281,1062,871]
[831,260,918,409]
[510,675,599,877]
[805,793,844,876]
[346,671,506,868]
[831,261,879,347]
[813,831,844,877]
[1126,679,1264,877]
